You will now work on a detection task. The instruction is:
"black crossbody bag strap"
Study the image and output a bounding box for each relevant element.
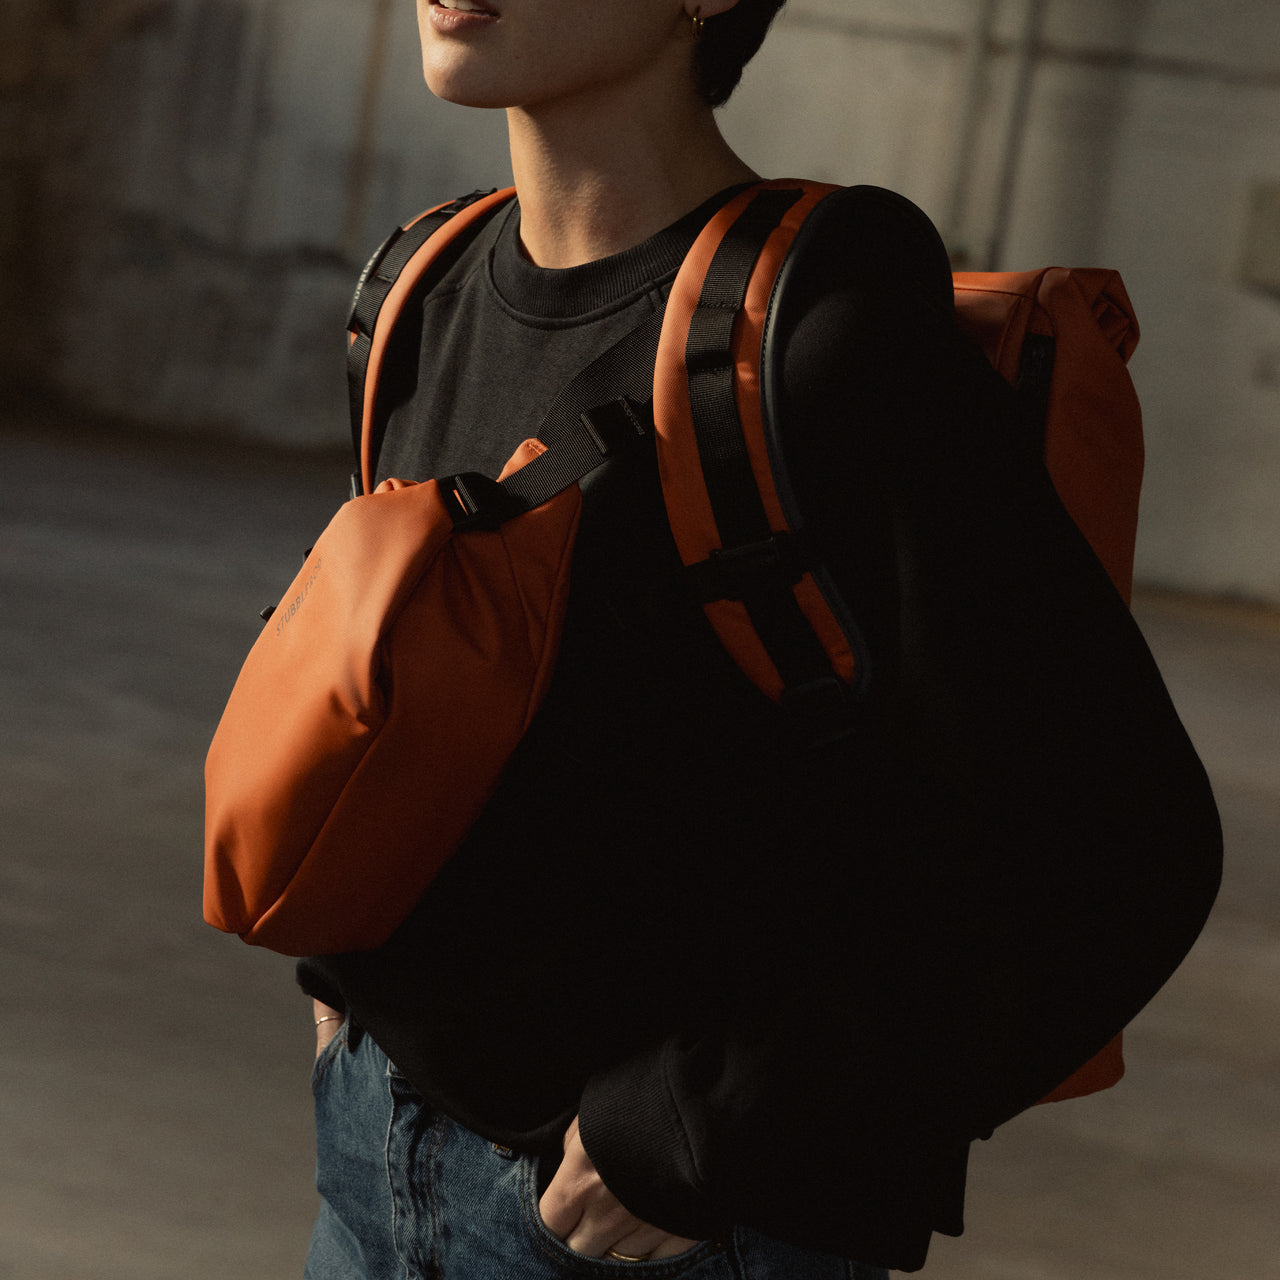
[440,311,665,530]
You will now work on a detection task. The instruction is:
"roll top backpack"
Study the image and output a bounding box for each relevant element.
[204,180,1143,1101]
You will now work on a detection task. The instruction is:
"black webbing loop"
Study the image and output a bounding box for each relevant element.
[684,532,812,605]
[684,188,854,724]
[1015,332,1056,446]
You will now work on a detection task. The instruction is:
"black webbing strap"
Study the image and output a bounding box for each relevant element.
[441,310,665,530]
[346,189,501,486]
[1015,332,1056,446]
[684,189,853,723]
[685,190,801,545]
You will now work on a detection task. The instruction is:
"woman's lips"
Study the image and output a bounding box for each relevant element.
[427,2,498,38]
[429,0,499,32]
[432,0,499,17]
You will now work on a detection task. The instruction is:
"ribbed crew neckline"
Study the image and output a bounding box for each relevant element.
[488,184,754,322]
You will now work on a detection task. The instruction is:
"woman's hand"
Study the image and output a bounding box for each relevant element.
[538,1115,701,1261]
[312,998,344,1058]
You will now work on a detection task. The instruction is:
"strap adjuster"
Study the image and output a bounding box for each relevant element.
[441,472,524,531]
[685,532,811,604]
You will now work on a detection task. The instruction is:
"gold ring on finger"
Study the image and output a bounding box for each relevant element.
[606,1249,649,1262]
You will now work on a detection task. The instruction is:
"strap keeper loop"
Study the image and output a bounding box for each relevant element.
[685,532,812,604]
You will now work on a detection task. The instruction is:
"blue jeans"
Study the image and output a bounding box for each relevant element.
[306,1022,889,1280]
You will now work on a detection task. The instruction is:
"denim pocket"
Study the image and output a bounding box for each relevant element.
[730,1227,890,1280]
[518,1156,730,1278]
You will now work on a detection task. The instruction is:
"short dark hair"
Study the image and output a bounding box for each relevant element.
[694,0,788,108]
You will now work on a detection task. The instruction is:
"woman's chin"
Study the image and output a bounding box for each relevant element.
[421,61,515,110]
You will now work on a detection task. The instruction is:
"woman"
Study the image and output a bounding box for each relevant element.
[299,1,1221,1276]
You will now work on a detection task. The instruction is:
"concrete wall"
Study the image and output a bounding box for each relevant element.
[2,0,510,448]
[722,0,1280,602]
[5,0,1279,602]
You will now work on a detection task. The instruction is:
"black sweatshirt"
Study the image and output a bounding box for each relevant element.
[297,184,1222,1271]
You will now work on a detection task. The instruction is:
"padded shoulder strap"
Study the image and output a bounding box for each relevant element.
[346,187,517,495]
[655,179,867,742]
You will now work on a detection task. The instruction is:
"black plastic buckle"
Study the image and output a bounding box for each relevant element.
[685,532,810,604]
[441,472,524,531]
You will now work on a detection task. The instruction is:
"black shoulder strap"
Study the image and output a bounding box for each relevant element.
[346,189,506,494]
[687,187,867,740]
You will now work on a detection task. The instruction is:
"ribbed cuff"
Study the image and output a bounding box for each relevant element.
[576,1040,728,1243]
[294,958,347,1014]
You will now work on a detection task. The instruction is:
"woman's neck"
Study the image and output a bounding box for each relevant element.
[506,80,757,269]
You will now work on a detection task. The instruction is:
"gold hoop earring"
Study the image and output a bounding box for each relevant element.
[690,7,706,40]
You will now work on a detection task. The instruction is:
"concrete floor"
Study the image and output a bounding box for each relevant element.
[1,408,1276,1279]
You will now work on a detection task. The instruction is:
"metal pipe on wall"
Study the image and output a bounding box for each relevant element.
[342,0,395,262]
[942,0,999,265]
[984,0,1048,270]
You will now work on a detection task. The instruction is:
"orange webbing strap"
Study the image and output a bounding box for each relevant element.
[655,179,864,739]
[346,187,517,495]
